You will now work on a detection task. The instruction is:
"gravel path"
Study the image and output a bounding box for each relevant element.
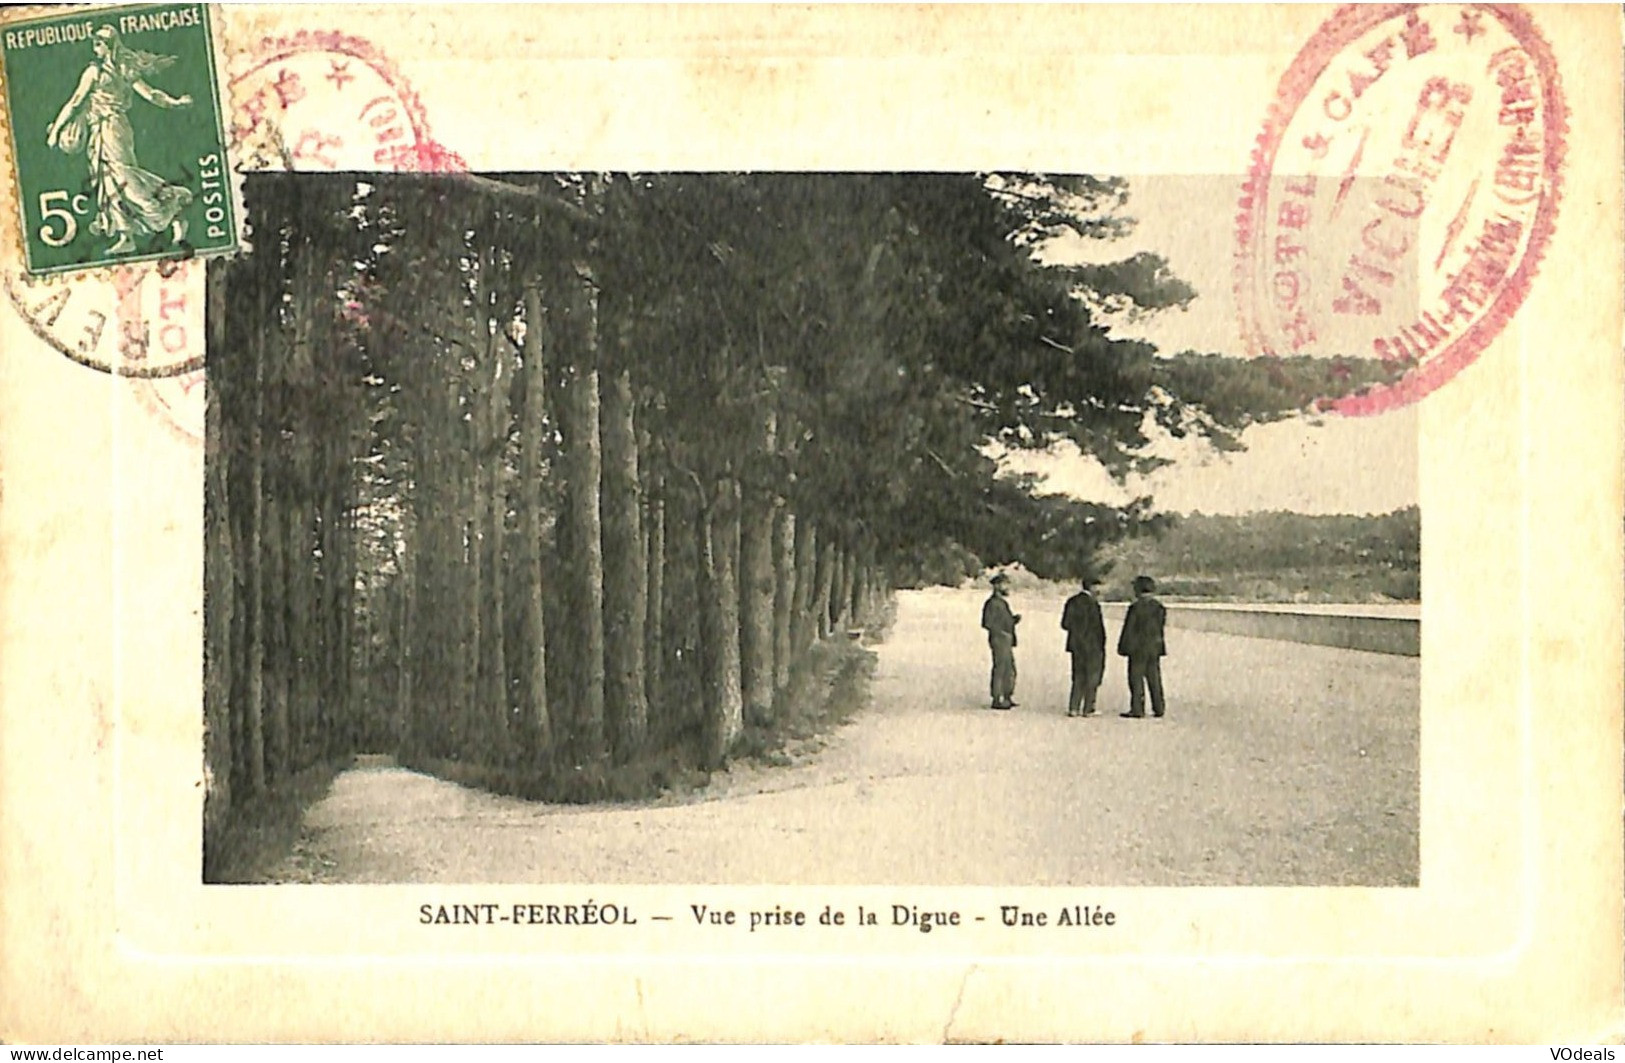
[270,587,1418,885]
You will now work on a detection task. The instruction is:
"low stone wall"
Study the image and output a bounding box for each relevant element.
[1102,603,1420,657]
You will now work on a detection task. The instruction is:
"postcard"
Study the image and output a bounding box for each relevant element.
[0,3,1619,1044]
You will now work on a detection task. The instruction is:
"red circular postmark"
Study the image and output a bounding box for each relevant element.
[1235,4,1566,415]
[5,257,204,379]
[128,363,207,447]
[8,31,465,443]
[229,30,465,176]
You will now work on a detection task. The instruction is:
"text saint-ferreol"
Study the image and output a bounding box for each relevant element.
[418,901,638,926]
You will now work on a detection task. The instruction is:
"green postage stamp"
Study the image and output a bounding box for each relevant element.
[1,3,236,275]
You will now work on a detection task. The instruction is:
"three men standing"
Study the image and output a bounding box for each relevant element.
[1060,576,1106,717]
[981,572,1021,710]
[1117,574,1168,718]
[980,571,1168,718]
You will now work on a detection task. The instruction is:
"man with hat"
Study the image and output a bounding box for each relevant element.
[1116,573,1168,718]
[981,572,1022,710]
[1060,573,1107,717]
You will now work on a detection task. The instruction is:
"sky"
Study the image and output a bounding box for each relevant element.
[999,406,1419,516]
[1010,175,1419,516]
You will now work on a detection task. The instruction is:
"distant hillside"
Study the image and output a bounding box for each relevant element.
[1095,507,1419,603]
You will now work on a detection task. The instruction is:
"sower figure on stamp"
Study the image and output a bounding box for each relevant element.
[46,25,194,254]
[1061,574,1106,717]
[981,572,1021,710]
[1117,574,1167,718]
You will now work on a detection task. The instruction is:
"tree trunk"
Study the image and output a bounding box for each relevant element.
[816,536,837,639]
[285,237,328,769]
[664,484,704,743]
[341,484,359,748]
[351,573,368,749]
[558,270,607,764]
[480,313,510,764]
[837,548,849,631]
[261,483,290,779]
[849,550,866,625]
[284,497,314,767]
[243,288,267,792]
[410,423,451,760]
[463,348,486,761]
[772,505,794,690]
[400,371,428,758]
[429,377,467,758]
[318,475,343,757]
[738,409,777,726]
[600,357,648,763]
[791,517,817,656]
[644,461,665,721]
[314,460,333,758]
[699,478,743,767]
[838,547,858,633]
[517,285,552,761]
[202,257,234,861]
[395,533,415,753]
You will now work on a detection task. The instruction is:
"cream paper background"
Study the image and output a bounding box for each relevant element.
[0,3,1620,1043]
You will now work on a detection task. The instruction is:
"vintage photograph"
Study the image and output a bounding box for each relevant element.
[4,2,1618,1043]
[201,171,1419,887]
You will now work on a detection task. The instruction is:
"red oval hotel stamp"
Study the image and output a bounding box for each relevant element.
[1235,4,1566,415]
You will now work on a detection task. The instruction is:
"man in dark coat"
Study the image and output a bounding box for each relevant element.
[981,572,1021,709]
[1060,575,1107,717]
[1116,573,1167,718]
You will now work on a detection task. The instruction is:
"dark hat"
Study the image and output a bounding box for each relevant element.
[1132,574,1156,593]
[990,572,1011,585]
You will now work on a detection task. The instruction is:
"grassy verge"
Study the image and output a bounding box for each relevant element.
[734,605,888,769]
[403,603,888,805]
[203,756,353,883]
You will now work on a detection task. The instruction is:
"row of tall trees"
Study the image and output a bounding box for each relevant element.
[203,171,1386,865]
